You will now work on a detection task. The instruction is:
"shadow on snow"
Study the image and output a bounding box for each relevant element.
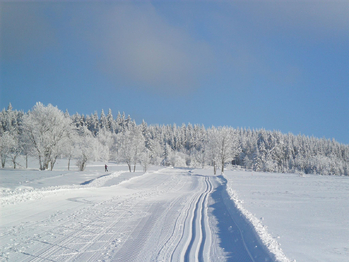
[210,175,275,262]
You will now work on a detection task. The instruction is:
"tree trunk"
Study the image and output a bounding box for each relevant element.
[12,155,17,169]
[1,155,5,168]
[43,161,49,170]
[127,163,131,172]
[50,156,58,171]
[68,156,71,170]
[213,161,216,175]
[39,155,44,170]
[26,154,28,169]
[43,151,51,170]
[133,164,136,172]
[78,154,87,171]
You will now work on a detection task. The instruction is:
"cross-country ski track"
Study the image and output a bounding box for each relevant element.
[1,168,276,262]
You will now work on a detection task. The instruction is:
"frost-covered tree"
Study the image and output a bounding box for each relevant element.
[8,133,21,169]
[117,126,145,172]
[19,133,32,169]
[207,128,220,174]
[192,143,207,168]
[116,112,127,133]
[0,132,15,168]
[146,130,163,165]
[99,109,107,130]
[22,103,73,170]
[75,126,99,171]
[161,143,172,167]
[140,148,151,172]
[106,109,116,133]
[0,104,22,168]
[96,128,113,162]
[168,150,187,167]
[207,127,240,174]
[62,131,76,170]
[252,146,263,172]
[116,131,133,171]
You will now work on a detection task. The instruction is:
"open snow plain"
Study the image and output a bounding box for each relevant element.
[224,170,349,262]
[1,160,348,262]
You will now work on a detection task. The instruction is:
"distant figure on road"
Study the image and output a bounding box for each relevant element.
[105,164,108,172]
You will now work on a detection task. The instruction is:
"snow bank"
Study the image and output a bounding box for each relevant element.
[224,176,292,262]
[0,171,123,206]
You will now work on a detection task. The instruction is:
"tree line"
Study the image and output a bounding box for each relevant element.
[1,102,348,176]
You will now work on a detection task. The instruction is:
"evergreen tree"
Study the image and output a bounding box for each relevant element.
[100,109,108,130]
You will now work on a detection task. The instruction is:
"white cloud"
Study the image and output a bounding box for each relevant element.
[78,4,214,95]
[1,2,215,95]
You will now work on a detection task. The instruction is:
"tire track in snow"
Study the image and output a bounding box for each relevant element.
[3,171,179,262]
[155,176,196,261]
[167,174,204,262]
[169,188,200,262]
[181,176,213,262]
[111,172,189,262]
[198,177,213,262]
[1,169,221,262]
[18,195,145,262]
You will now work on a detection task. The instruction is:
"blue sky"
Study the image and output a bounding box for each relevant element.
[1,1,348,144]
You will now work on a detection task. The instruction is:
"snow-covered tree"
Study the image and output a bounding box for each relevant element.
[0,132,15,168]
[0,104,22,168]
[140,148,151,172]
[161,143,172,167]
[207,128,219,174]
[168,150,187,167]
[252,146,263,172]
[207,127,240,174]
[99,109,107,130]
[75,126,98,171]
[106,109,116,133]
[22,102,73,170]
[96,128,113,162]
[117,126,145,172]
[62,131,76,170]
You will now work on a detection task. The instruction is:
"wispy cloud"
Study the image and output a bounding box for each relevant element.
[73,3,215,95]
[1,2,215,96]
[1,1,347,96]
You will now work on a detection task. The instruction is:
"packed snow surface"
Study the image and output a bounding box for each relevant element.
[1,160,348,261]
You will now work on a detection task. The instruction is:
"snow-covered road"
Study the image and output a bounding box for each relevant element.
[1,168,275,262]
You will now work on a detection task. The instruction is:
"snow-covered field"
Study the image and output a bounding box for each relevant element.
[224,169,349,262]
[1,159,348,261]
